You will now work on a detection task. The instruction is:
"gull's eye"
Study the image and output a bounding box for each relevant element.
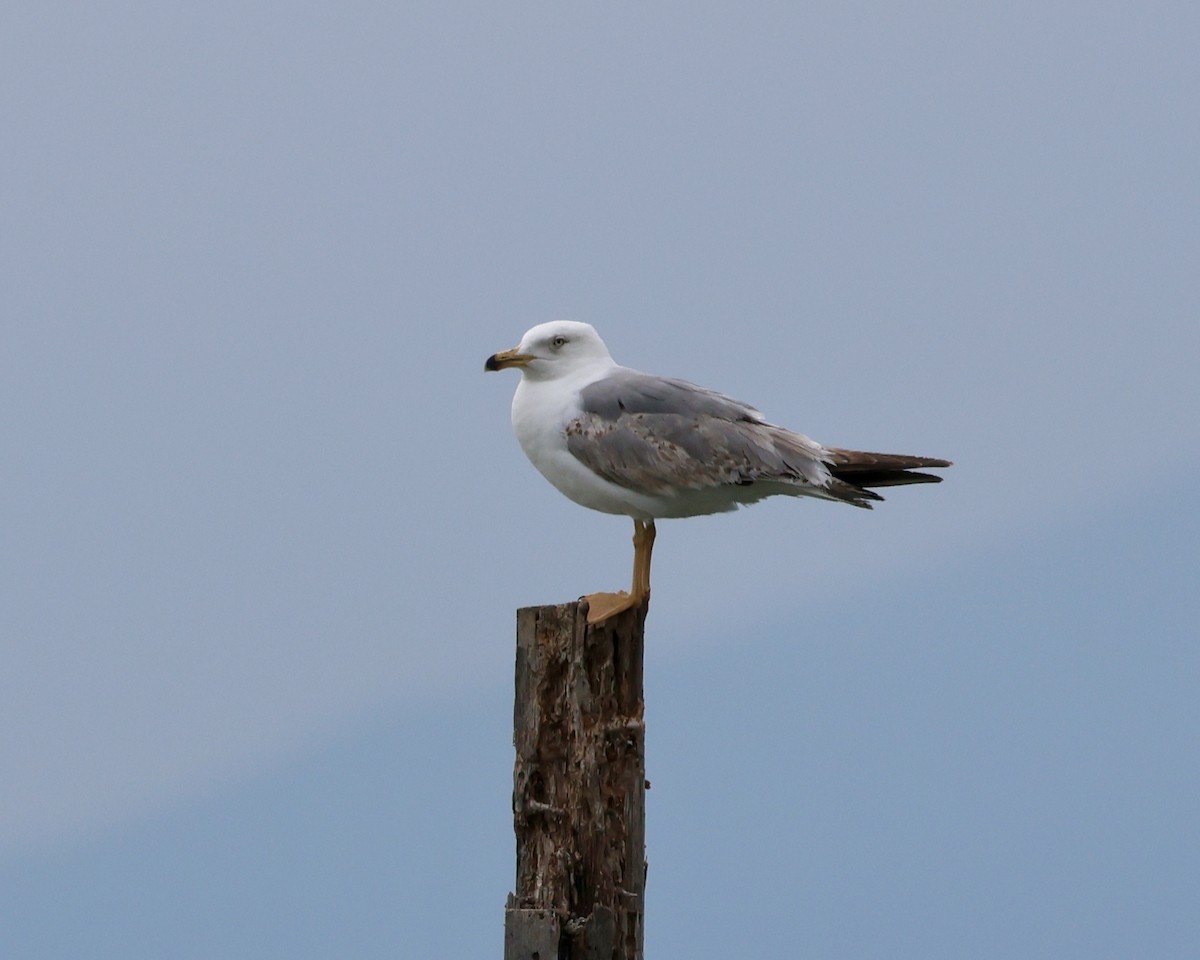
[550,335,568,349]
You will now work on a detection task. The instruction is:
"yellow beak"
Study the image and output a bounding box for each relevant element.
[484,347,535,371]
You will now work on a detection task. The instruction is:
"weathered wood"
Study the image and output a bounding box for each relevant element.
[504,897,559,960]
[505,598,648,960]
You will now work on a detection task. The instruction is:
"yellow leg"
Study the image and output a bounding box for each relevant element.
[632,519,656,597]
[584,519,657,624]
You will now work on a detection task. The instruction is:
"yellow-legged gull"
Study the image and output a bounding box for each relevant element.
[486,321,951,622]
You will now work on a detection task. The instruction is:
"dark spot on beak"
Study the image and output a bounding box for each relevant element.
[484,354,501,371]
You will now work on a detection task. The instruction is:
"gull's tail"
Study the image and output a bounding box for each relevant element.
[822,448,952,509]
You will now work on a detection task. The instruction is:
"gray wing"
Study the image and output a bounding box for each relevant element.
[566,368,835,497]
[575,368,767,422]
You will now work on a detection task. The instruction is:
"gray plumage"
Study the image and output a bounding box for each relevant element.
[567,368,949,511]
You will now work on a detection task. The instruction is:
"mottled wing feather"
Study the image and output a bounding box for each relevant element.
[566,371,952,510]
[567,370,834,498]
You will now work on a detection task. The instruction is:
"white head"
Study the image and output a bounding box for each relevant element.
[485,321,615,381]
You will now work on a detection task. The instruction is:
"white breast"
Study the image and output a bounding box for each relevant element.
[511,376,661,519]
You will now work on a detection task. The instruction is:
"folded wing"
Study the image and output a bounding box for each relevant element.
[566,369,951,509]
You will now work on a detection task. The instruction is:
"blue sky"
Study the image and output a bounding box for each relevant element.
[3,2,1198,957]
[5,499,1196,957]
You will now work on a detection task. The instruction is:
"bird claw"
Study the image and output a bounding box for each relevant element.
[582,591,641,624]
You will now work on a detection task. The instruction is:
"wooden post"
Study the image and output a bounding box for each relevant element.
[504,598,648,960]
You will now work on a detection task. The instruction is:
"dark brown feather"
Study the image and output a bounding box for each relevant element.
[824,447,952,500]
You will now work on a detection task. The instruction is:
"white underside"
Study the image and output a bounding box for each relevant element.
[511,362,835,521]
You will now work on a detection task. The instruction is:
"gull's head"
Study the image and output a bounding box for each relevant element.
[484,321,614,381]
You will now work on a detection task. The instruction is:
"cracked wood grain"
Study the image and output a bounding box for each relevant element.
[504,598,647,960]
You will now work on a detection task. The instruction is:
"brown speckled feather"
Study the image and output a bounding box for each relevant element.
[565,370,951,511]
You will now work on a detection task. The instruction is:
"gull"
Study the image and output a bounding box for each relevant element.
[486,321,950,623]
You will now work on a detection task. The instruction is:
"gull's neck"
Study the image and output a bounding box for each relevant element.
[521,357,617,388]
